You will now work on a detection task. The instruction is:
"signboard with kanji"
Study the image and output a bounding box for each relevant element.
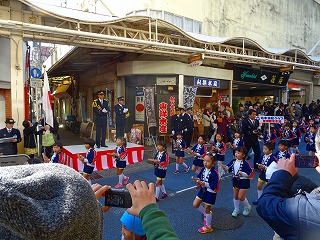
[234,66,290,86]
[258,116,284,124]
[194,77,220,88]
[159,102,168,133]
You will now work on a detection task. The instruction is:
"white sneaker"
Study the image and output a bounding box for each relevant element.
[242,205,251,216]
[231,209,239,217]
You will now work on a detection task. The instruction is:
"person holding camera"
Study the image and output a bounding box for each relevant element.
[241,109,261,169]
[257,153,320,240]
[0,163,178,240]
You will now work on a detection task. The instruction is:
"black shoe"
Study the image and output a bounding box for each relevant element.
[101,145,108,148]
[96,145,100,148]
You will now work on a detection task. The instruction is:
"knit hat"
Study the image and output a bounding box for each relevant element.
[0,164,103,240]
[120,211,145,236]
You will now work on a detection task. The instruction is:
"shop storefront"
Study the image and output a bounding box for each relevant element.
[232,66,290,108]
[288,71,314,104]
[118,61,232,137]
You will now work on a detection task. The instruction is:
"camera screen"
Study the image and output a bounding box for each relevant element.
[295,156,318,168]
[105,194,124,206]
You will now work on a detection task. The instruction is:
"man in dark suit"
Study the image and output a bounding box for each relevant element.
[241,109,261,169]
[171,107,184,138]
[92,91,109,148]
[183,107,194,148]
[0,118,22,155]
[114,96,128,138]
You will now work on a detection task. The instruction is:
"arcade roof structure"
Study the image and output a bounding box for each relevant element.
[1,0,319,75]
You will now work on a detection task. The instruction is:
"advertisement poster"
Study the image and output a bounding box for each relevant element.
[135,89,145,122]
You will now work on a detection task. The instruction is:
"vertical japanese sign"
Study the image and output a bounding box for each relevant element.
[169,96,175,117]
[79,92,87,122]
[159,102,168,133]
[106,89,114,128]
[144,87,157,128]
[135,89,145,121]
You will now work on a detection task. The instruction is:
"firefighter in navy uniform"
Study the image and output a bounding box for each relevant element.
[92,91,109,148]
[171,107,184,153]
[114,96,129,138]
[183,107,194,148]
[0,118,22,155]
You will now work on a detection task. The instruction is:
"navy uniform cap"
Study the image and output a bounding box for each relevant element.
[117,96,124,101]
[97,91,105,95]
[5,118,15,124]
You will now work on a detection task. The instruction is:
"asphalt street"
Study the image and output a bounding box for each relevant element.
[90,139,320,240]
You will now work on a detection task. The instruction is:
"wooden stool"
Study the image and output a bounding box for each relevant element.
[158,133,172,143]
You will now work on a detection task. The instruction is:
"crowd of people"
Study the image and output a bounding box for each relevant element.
[1,98,320,239]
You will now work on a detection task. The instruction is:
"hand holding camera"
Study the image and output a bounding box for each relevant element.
[126,180,156,217]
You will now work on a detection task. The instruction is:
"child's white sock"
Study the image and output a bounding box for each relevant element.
[122,173,127,179]
[197,204,205,214]
[175,163,179,171]
[182,162,188,168]
[160,184,166,193]
[155,186,161,198]
[118,174,123,184]
[258,190,263,199]
[242,198,251,208]
[233,199,240,210]
[206,213,212,227]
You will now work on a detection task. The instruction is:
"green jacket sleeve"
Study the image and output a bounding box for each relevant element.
[139,203,179,240]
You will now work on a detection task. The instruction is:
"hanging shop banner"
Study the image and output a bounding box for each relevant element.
[144,87,157,128]
[169,96,176,117]
[106,89,114,128]
[258,116,284,124]
[79,92,87,122]
[233,66,290,86]
[194,77,220,88]
[183,86,198,108]
[135,89,145,122]
[159,102,168,133]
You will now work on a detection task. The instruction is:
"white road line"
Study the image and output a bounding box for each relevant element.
[174,174,232,194]
[176,185,197,194]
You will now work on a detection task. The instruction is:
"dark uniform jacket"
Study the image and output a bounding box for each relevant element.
[171,114,183,133]
[114,103,127,125]
[183,113,194,131]
[241,117,260,145]
[92,99,109,126]
[257,170,320,240]
[0,127,22,155]
[23,122,43,148]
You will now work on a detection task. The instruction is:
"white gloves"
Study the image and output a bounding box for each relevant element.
[172,130,175,135]
[123,108,128,113]
[184,128,187,132]
[102,108,107,113]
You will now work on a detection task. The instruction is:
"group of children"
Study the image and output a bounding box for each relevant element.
[41,116,317,236]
